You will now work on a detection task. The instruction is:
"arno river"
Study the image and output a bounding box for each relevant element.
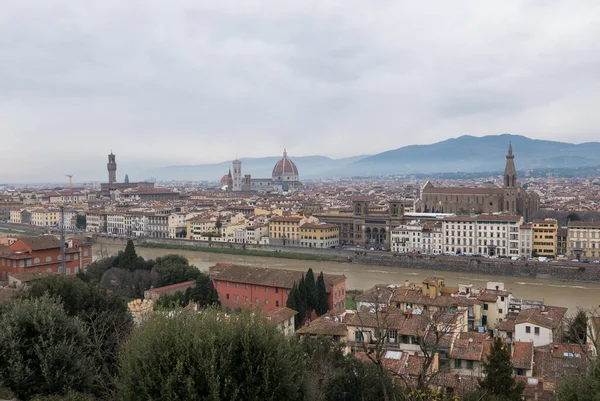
[99,244,600,313]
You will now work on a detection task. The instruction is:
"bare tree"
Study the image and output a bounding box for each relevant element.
[350,286,467,400]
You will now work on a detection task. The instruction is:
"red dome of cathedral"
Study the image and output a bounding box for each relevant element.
[220,174,230,184]
[272,149,299,178]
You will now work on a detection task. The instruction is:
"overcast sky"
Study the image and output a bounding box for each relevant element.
[2,0,600,182]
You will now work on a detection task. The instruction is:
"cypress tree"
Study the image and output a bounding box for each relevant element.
[564,309,588,344]
[305,268,318,313]
[119,239,138,271]
[286,284,304,329]
[298,274,308,316]
[316,272,329,316]
[479,338,524,401]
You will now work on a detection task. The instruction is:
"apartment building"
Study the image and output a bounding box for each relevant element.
[86,210,107,233]
[168,213,187,239]
[442,217,476,255]
[268,216,305,246]
[519,224,533,258]
[209,263,347,312]
[532,219,558,258]
[475,215,523,257]
[567,221,600,260]
[107,212,126,235]
[391,221,442,254]
[31,208,59,227]
[146,214,169,238]
[187,218,217,240]
[0,236,92,280]
[298,223,340,248]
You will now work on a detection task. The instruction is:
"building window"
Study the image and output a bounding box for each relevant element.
[534,327,540,335]
[466,360,474,370]
[235,295,239,302]
[483,304,488,310]
[226,282,229,287]
[46,256,52,262]
[83,248,89,257]
[226,294,230,300]
[276,287,279,294]
[264,299,268,305]
[455,359,461,369]
[245,297,249,303]
[276,301,279,307]
[255,298,259,304]
[355,331,364,342]
[526,326,531,334]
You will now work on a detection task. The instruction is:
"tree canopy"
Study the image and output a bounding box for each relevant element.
[0,296,93,400]
[478,338,524,401]
[117,309,306,401]
[316,272,329,316]
[117,240,138,270]
[564,309,588,344]
[186,273,220,308]
[24,275,133,399]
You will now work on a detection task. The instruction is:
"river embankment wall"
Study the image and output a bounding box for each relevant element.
[92,235,600,283]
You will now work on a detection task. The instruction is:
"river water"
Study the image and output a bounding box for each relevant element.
[98,244,600,313]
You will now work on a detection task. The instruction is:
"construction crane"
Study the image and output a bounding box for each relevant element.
[65,174,73,189]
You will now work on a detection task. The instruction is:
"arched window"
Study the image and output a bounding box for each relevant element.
[34,258,40,264]
[45,256,52,262]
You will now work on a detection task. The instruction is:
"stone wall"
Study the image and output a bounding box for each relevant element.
[91,235,600,283]
[351,253,600,283]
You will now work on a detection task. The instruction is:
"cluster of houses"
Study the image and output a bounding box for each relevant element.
[125,262,599,399]
[296,277,598,398]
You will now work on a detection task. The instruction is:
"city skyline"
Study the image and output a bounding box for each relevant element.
[2,1,600,182]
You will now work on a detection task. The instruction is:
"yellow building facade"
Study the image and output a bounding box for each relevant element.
[299,223,340,248]
[532,218,558,257]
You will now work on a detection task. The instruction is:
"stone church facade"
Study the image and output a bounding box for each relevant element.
[414,144,539,222]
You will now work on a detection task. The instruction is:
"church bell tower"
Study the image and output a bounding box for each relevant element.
[503,143,517,214]
[107,152,117,185]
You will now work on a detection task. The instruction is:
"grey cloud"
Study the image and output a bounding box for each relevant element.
[1,0,600,182]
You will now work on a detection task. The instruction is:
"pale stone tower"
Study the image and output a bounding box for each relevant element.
[107,151,117,185]
[503,143,517,214]
[232,159,242,192]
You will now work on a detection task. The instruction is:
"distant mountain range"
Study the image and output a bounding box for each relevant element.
[143,134,600,181]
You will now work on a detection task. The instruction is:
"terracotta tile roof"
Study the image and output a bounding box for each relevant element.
[568,221,600,228]
[475,215,522,222]
[296,315,348,336]
[515,306,567,330]
[497,317,516,333]
[511,341,534,370]
[423,187,503,195]
[269,216,303,223]
[347,309,428,336]
[299,224,339,230]
[533,343,589,382]
[265,307,297,325]
[451,336,487,361]
[8,271,57,283]
[209,264,345,292]
[146,280,196,295]
[13,236,60,251]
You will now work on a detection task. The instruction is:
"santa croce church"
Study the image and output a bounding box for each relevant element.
[414,144,539,221]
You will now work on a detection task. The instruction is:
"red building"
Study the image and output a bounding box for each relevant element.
[209,263,346,312]
[0,236,92,281]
